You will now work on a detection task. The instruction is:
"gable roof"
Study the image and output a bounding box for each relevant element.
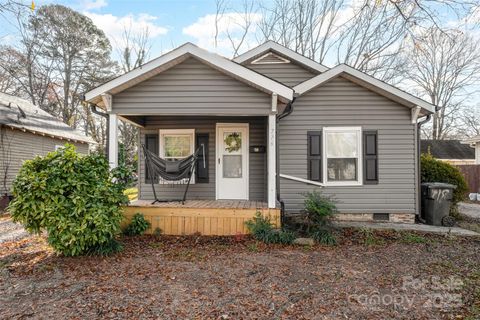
[0,92,93,144]
[421,140,475,160]
[85,43,293,106]
[294,64,435,115]
[463,135,480,144]
[233,41,329,73]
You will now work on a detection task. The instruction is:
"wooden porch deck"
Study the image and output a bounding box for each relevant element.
[122,200,280,236]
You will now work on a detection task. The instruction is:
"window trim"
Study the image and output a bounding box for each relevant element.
[158,129,195,184]
[322,126,363,186]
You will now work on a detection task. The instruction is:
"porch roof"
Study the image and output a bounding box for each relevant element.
[84,43,294,107]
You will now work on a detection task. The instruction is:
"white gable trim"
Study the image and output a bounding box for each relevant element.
[294,64,435,114]
[234,41,328,73]
[251,52,290,64]
[85,43,293,104]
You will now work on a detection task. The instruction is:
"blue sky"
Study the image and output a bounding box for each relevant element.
[1,0,238,58]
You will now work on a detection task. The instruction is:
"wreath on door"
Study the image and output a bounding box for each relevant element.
[224,132,242,152]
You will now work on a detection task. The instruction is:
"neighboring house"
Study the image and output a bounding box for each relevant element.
[84,41,435,229]
[462,135,480,165]
[421,140,476,165]
[0,92,92,196]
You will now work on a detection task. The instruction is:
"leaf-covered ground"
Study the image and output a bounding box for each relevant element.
[0,229,479,319]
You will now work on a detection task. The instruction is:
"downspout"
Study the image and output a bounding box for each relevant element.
[416,113,431,222]
[276,96,297,222]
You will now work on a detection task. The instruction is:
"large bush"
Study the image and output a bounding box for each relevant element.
[421,153,468,204]
[9,144,131,256]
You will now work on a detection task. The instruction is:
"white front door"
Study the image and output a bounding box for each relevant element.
[216,123,249,200]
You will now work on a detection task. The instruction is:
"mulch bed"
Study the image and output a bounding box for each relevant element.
[1,229,479,319]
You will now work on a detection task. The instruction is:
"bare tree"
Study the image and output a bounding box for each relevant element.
[116,25,151,73]
[214,0,227,48]
[114,25,153,166]
[0,9,55,111]
[257,0,345,62]
[27,5,117,128]
[335,2,409,80]
[456,105,480,138]
[406,28,480,140]
[226,0,258,57]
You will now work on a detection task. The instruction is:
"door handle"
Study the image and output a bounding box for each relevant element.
[218,158,220,164]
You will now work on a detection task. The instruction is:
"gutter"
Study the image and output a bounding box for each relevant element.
[275,95,297,222]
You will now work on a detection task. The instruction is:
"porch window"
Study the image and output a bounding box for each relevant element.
[159,129,195,160]
[159,129,195,184]
[323,127,362,185]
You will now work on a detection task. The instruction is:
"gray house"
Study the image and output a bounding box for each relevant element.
[0,92,92,197]
[84,41,434,233]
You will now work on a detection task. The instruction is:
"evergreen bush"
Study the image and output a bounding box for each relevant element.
[9,144,131,256]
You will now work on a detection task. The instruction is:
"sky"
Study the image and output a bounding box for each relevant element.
[1,0,473,61]
[1,0,260,59]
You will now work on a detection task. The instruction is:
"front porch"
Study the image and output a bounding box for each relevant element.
[122,200,280,236]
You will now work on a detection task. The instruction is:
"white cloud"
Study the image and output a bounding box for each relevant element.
[183,12,262,57]
[78,0,108,11]
[85,12,168,51]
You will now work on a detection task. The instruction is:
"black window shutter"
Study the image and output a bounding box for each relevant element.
[363,130,378,184]
[145,134,159,184]
[307,131,322,181]
[195,133,209,183]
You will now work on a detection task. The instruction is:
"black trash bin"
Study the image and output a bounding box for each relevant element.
[421,183,456,226]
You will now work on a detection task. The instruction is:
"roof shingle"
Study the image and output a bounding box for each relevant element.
[421,140,475,160]
[0,92,93,144]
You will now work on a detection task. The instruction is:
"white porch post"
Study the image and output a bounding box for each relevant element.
[268,94,278,209]
[102,93,118,169]
[108,113,118,169]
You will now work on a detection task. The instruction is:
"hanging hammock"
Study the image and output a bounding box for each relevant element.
[141,144,205,205]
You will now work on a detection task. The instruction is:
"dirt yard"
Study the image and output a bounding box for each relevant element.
[1,229,479,319]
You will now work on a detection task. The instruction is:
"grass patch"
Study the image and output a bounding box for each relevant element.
[360,228,385,246]
[247,242,259,253]
[400,232,427,244]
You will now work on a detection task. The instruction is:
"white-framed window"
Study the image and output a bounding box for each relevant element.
[323,127,362,186]
[159,129,195,184]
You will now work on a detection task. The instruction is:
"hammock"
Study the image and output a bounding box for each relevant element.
[141,144,206,205]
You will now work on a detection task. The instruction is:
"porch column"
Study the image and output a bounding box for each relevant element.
[108,113,118,169]
[268,94,278,209]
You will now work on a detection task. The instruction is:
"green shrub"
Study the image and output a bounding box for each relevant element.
[311,229,337,245]
[301,190,337,244]
[303,190,337,228]
[245,212,295,244]
[124,213,151,236]
[9,144,130,256]
[421,153,468,204]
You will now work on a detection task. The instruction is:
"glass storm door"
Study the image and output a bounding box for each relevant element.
[216,124,249,200]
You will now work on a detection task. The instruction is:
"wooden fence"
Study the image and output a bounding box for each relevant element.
[456,165,480,193]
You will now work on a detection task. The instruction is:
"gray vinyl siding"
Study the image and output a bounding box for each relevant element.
[139,116,267,202]
[279,76,417,214]
[0,128,89,195]
[246,63,318,87]
[112,58,272,116]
